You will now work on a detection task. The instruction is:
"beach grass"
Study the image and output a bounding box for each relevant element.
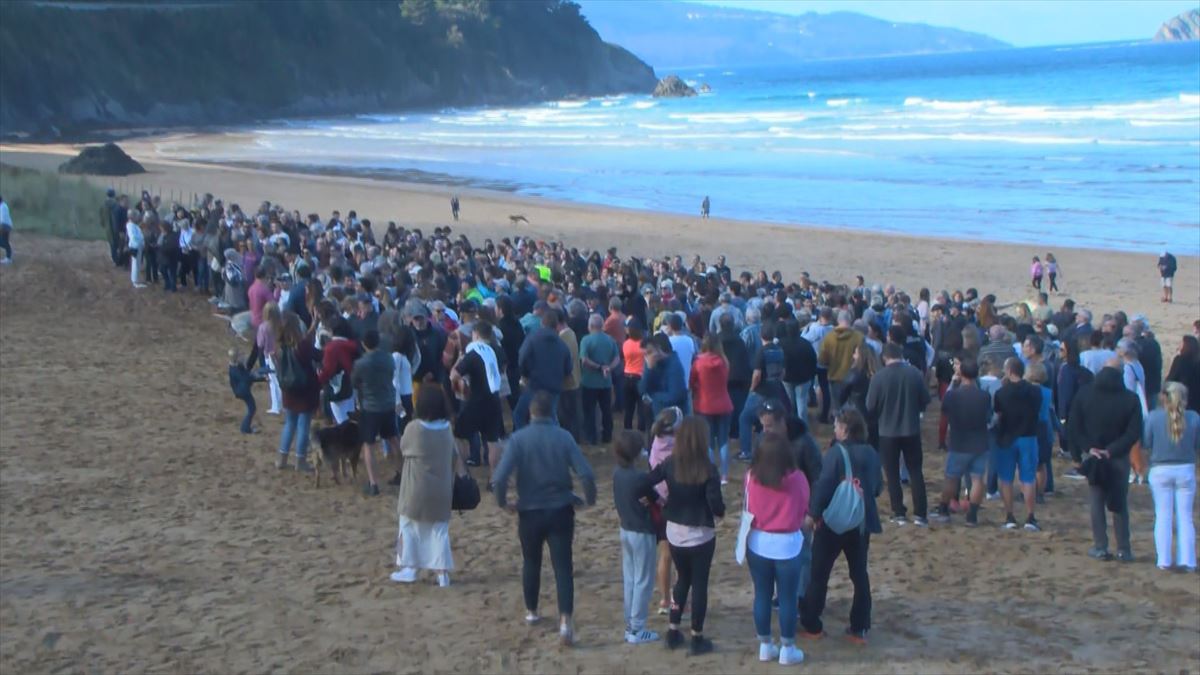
[0,163,107,241]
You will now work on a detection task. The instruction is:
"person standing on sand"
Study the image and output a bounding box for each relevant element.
[1143,382,1199,573]
[0,194,13,264]
[992,357,1042,532]
[646,416,725,656]
[275,311,319,473]
[392,386,460,587]
[801,407,882,645]
[450,195,460,222]
[1069,361,1142,562]
[1030,256,1043,291]
[931,357,991,526]
[352,329,396,496]
[125,210,146,288]
[1157,250,1177,303]
[744,433,809,666]
[513,309,572,430]
[580,314,620,445]
[492,391,597,647]
[701,196,710,219]
[611,430,661,645]
[866,342,930,527]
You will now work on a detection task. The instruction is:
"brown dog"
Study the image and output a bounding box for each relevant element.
[508,215,529,225]
[312,420,361,487]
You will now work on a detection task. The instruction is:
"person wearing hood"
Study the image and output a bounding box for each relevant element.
[718,313,753,440]
[818,310,864,417]
[1068,361,1144,562]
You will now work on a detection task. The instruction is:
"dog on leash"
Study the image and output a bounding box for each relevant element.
[312,420,361,487]
[508,214,529,225]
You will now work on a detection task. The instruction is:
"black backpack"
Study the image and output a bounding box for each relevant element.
[277,345,309,392]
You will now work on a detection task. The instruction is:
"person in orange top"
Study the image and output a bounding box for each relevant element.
[605,298,630,417]
[623,324,648,432]
[692,333,734,483]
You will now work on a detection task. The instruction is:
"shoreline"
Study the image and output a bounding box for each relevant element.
[1,142,1197,353]
[6,139,1197,258]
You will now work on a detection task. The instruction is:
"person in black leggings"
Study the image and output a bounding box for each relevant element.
[646,416,725,655]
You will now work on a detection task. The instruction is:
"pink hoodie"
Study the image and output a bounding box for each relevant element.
[649,434,675,501]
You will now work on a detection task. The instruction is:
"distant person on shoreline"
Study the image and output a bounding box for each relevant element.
[450,195,460,222]
[700,196,710,219]
[1158,250,1177,303]
[1030,256,1043,291]
[0,194,12,264]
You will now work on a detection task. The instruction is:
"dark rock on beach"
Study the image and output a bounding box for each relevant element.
[58,143,145,176]
[652,75,698,98]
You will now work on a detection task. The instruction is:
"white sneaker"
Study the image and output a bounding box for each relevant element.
[779,644,805,665]
[436,572,450,587]
[390,567,418,583]
[758,641,780,662]
[266,409,282,415]
[133,283,147,289]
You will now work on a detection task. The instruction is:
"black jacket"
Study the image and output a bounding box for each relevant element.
[1135,334,1163,397]
[782,335,818,385]
[1067,367,1143,460]
[720,327,753,387]
[994,379,1042,448]
[646,457,726,528]
[1166,354,1200,414]
[837,367,871,416]
[785,417,823,514]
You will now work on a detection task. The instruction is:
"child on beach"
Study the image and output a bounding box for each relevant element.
[1045,253,1059,292]
[612,430,661,645]
[648,406,682,615]
[228,348,260,434]
[1030,256,1043,291]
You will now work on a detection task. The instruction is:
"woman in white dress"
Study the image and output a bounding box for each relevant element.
[392,385,460,587]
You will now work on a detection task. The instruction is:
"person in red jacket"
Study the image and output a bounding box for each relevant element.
[318,333,360,424]
[691,333,734,484]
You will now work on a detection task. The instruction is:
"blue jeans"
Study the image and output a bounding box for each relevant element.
[703,413,731,478]
[237,393,256,433]
[738,392,764,457]
[513,388,558,431]
[786,380,813,426]
[161,261,177,291]
[278,410,312,460]
[748,548,803,640]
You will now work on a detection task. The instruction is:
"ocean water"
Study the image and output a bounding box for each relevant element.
[161,41,1200,253]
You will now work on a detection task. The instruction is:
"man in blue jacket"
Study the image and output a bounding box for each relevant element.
[639,333,687,418]
[514,309,573,430]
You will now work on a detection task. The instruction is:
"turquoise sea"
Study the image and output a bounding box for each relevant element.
[161,40,1200,253]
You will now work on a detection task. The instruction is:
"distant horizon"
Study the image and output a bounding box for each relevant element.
[687,0,1198,48]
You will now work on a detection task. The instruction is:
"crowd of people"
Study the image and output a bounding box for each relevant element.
[96,189,1200,661]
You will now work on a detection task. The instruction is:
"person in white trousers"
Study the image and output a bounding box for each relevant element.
[256,302,285,415]
[125,215,146,288]
[1143,382,1199,572]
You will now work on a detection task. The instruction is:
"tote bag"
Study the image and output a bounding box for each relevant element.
[735,474,753,565]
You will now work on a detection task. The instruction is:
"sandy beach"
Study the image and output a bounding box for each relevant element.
[1,142,1199,673]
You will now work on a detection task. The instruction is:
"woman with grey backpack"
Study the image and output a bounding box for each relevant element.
[799,407,883,644]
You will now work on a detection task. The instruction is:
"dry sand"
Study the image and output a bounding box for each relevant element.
[1,143,1199,674]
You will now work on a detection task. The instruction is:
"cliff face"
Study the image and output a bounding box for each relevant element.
[1154,8,1200,41]
[0,0,656,138]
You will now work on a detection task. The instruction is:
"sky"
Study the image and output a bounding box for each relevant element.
[692,1,1200,47]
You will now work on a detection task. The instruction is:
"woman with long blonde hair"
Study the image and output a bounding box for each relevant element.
[1143,382,1199,572]
[258,301,284,414]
